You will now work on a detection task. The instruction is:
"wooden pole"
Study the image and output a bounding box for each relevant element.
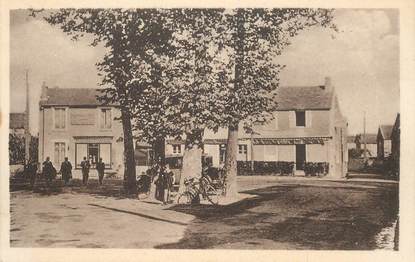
[363,111,367,161]
[24,70,31,166]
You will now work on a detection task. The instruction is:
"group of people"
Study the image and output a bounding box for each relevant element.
[138,161,175,205]
[35,156,106,187]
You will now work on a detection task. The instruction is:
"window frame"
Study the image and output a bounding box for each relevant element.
[53,107,67,130]
[172,144,182,154]
[295,110,306,127]
[238,144,248,154]
[99,108,112,130]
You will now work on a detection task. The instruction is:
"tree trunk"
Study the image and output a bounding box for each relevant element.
[224,122,239,197]
[178,129,204,194]
[121,108,137,194]
[222,10,245,198]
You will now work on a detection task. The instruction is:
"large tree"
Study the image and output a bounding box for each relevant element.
[219,9,336,197]
[35,9,176,194]
[130,9,232,191]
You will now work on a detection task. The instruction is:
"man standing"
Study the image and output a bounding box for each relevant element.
[42,156,55,187]
[60,157,72,186]
[27,160,38,189]
[81,157,90,186]
[96,158,105,185]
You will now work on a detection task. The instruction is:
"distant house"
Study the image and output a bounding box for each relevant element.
[168,77,348,178]
[377,125,393,159]
[9,113,26,136]
[347,135,356,150]
[391,114,400,171]
[351,133,378,157]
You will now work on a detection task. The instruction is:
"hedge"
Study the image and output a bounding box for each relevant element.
[237,161,295,176]
[304,162,329,176]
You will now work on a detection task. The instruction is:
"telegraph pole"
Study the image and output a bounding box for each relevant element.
[24,70,31,167]
[363,111,367,162]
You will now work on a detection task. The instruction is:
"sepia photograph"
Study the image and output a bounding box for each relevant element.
[1,2,413,260]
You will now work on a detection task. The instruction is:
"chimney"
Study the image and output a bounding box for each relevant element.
[324,76,332,92]
[40,81,48,102]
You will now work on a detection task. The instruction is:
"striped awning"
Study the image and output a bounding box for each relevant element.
[253,137,331,145]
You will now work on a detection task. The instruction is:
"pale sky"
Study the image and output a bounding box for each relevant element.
[10,9,399,136]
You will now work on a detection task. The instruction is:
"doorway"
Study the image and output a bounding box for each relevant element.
[296,144,306,170]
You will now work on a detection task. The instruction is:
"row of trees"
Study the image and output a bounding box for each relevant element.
[33,8,335,196]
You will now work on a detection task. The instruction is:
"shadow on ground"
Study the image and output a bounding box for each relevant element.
[10,178,135,199]
[159,182,399,250]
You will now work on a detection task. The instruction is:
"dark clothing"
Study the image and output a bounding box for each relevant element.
[27,162,38,187]
[42,161,56,186]
[60,161,72,184]
[154,167,175,203]
[137,174,151,193]
[96,161,105,185]
[81,160,90,185]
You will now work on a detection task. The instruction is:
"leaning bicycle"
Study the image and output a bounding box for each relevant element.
[177,176,221,205]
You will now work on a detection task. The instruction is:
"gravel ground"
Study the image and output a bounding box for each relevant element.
[9,176,398,249]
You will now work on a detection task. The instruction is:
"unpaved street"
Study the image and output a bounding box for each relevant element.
[10,176,398,249]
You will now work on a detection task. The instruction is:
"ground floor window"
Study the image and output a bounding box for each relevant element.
[75,143,111,169]
[54,142,66,166]
[238,144,248,161]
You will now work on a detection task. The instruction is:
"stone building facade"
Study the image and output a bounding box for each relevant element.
[167,78,349,178]
[38,86,125,178]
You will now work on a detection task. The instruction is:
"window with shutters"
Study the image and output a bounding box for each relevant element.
[54,108,66,129]
[100,108,112,129]
[295,111,306,127]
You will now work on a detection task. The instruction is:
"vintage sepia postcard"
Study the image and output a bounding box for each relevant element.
[1,0,414,262]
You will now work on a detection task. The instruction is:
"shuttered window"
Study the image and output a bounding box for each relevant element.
[100,108,112,129]
[54,108,66,129]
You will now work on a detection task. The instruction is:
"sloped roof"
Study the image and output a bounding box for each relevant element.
[359,134,377,144]
[379,125,393,140]
[40,86,334,110]
[40,88,111,107]
[275,86,333,110]
[10,113,25,129]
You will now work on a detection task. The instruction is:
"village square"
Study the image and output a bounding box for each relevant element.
[7,8,399,250]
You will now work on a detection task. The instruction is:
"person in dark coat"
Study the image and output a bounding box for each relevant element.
[60,157,72,186]
[96,158,105,185]
[42,157,55,187]
[27,160,38,189]
[154,165,168,204]
[81,157,90,186]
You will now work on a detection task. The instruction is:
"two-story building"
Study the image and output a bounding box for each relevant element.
[167,78,349,178]
[38,85,125,178]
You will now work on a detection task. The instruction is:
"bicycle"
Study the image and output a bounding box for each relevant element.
[177,176,221,205]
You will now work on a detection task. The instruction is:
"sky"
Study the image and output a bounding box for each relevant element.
[10,9,399,135]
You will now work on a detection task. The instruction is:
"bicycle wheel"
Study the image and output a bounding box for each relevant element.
[203,184,220,205]
[177,192,193,205]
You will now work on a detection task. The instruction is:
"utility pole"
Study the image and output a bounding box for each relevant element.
[24,70,31,167]
[363,111,367,162]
